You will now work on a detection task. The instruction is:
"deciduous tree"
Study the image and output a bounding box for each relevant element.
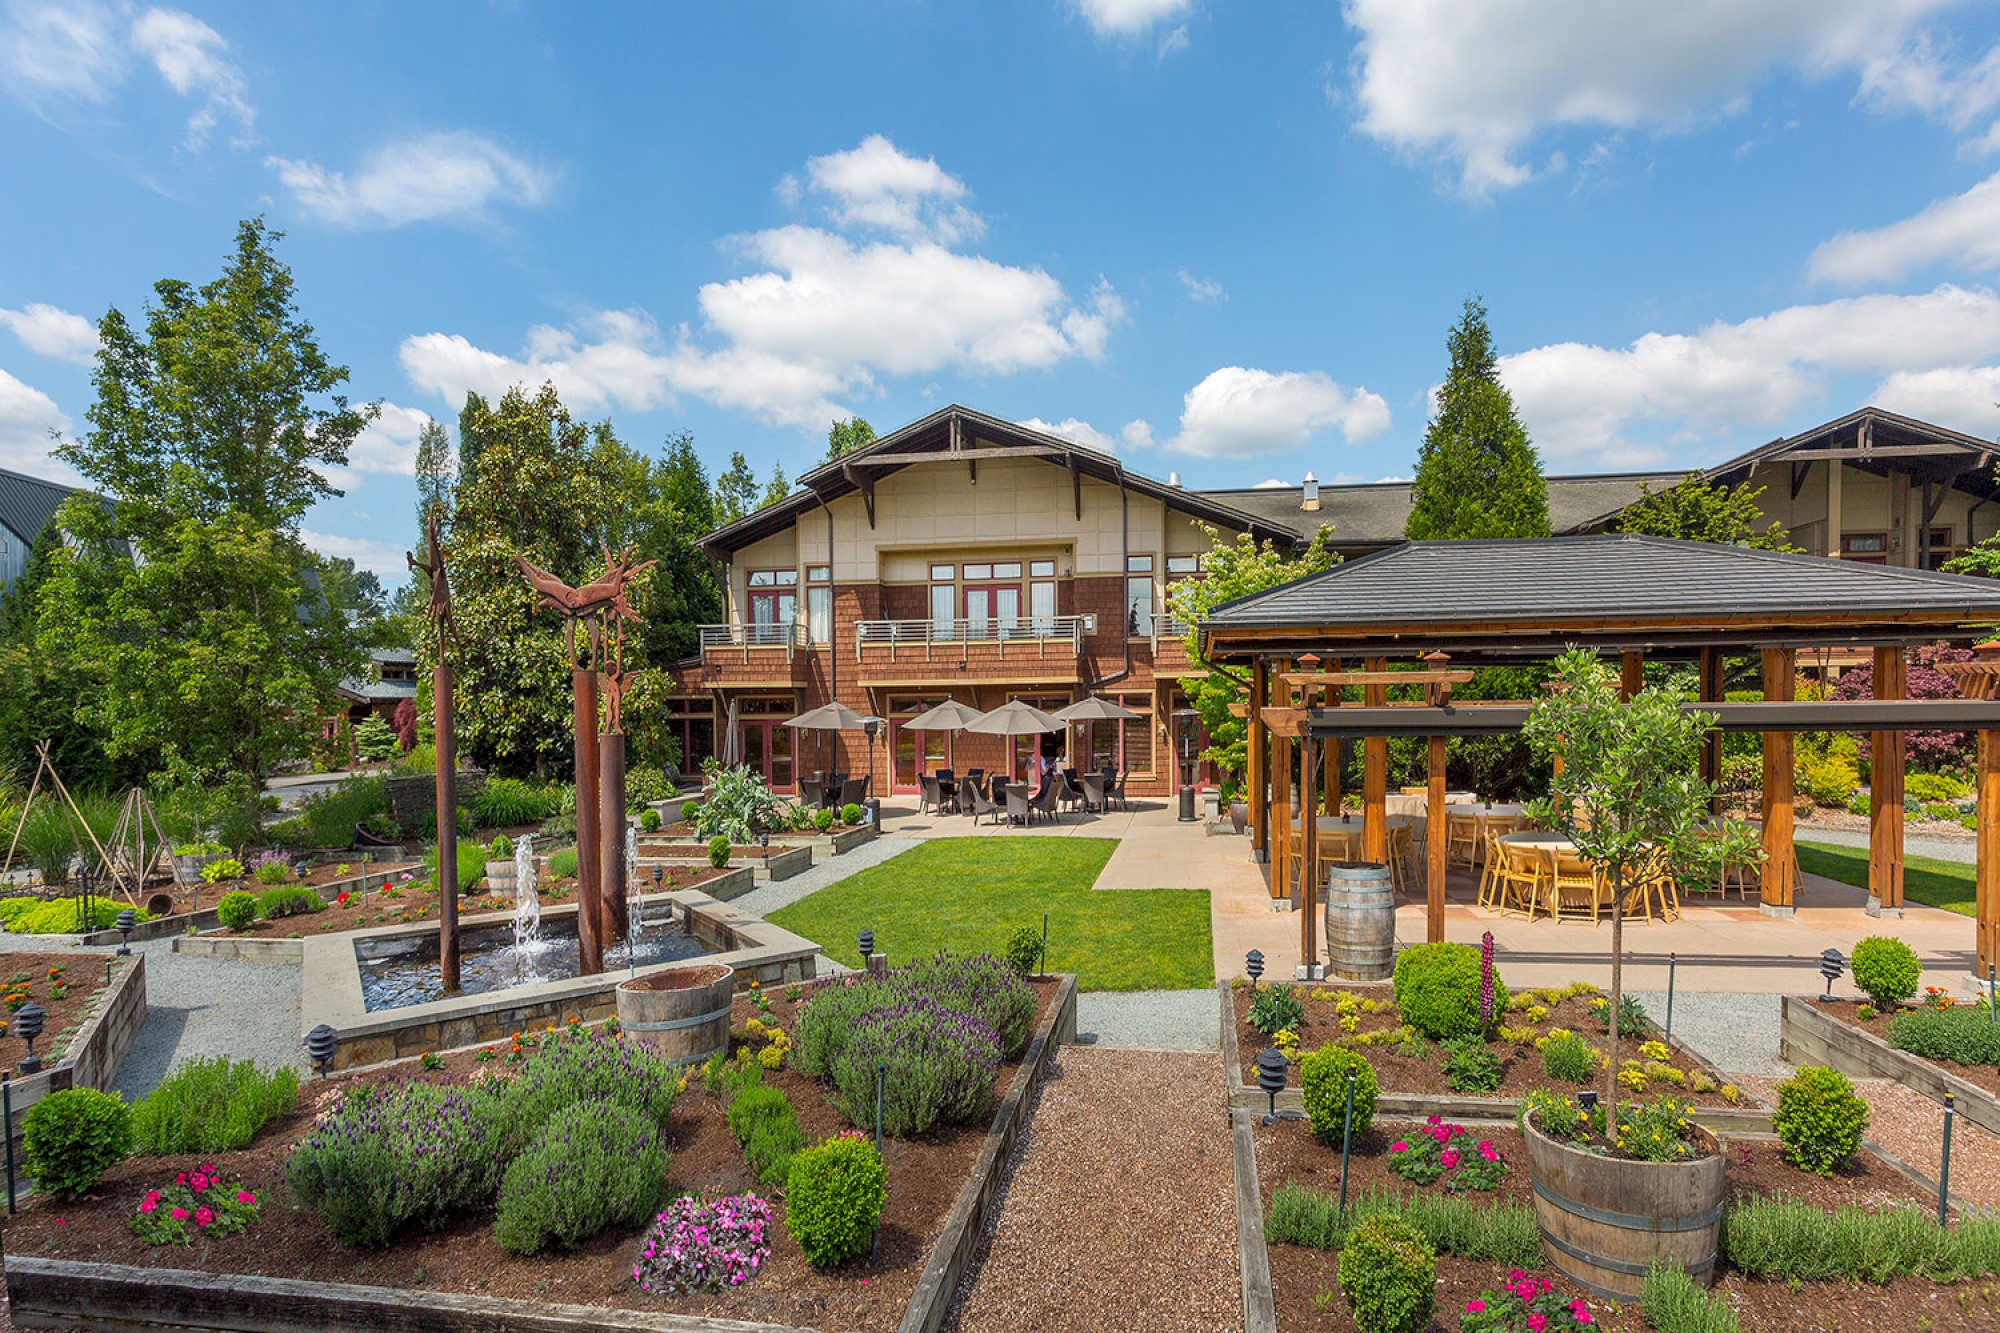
[1615,476,1798,550]
[825,416,876,461]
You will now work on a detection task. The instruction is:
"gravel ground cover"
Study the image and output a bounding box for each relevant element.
[1627,990,1786,1076]
[1230,984,1752,1105]
[12,982,1059,1333]
[1256,1112,1982,1333]
[1075,989,1219,1050]
[946,1047,1239,1333]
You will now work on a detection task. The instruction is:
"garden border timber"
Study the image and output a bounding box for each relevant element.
[71,861,422,947]
[638,844,814,883]
[1230,1109,1280,1333]
[3,952,145,1150]
[7,975,1080,1333]
[1215,983,1778,1133]
[1781,994,2000,1139]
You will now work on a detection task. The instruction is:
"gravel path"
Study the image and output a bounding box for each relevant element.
[946,1048,1240,1333]
[1628,990,1787,1077]
[1800,830,1975,864]
[1733,1073,2000,1210]
[728,835,917,919]
[0,932,306,1095]
[1076,989,1220,1051]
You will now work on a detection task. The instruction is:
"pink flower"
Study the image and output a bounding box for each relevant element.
[1441,1149,1460,1169]
[170,1207,189,1221]
[235,1190,255,1204]
[194,1207,213,1228]
[1465,1299,1486,1313]
[1575,1312,1593,1326]
[1528,1315,1547,1332]
[189,1174,208,1192]
[174,1172,187,1186]
[137,1198,158,1214]
[1390,1141,1409,1153]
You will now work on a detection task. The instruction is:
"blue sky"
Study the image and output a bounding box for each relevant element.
[5,1,2000,583]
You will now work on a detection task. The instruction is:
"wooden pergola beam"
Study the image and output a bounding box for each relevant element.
[1276,669,1473,687]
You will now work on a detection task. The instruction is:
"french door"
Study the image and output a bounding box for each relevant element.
[963,584,1021,638]
[738,717,795,793]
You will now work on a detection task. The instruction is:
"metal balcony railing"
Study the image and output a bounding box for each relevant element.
[698,620,810,658]
[854,614,1089,661]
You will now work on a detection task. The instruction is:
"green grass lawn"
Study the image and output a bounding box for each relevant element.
[1796,840,1974,916]
[765,837,1212,992]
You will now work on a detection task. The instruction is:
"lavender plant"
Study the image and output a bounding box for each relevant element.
[494,1100,669,1254]
[832,996,1002,1136]
[285,1081,509,1246]
[496,1025,680,1147]
[792,975,892,1077]
[894,951,1036,1058]
[632,1193,773,1295]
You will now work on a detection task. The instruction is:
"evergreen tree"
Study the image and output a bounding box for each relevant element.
[414,417,455,531]
[761,462,790,509]
[1405,298,1551,540]
[716,451,759,526]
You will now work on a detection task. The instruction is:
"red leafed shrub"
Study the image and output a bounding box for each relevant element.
[392,698,418,753]
[1830,643,1973,765]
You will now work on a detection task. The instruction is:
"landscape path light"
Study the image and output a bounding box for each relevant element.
[1245,949,1265,989]
[1254,1047,1288,1125]
[1818,947,1845,1000]
[115,909,135,956]
[13,1004,45,1075]
[305,1023,338,1078]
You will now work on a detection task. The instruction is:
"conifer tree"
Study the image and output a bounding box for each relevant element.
[1405,298,1551,540]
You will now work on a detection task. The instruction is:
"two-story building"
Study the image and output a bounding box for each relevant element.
[671,402,1998,799]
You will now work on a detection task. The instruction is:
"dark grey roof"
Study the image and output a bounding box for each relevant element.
[1204,533,2000,635]
[370,647,416,666]
[0,467,84,546]
[337,677,417,704]
[1198,472,1686,547]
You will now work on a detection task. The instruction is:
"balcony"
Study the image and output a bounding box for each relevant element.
[691,621,815,688]
[853,615,1091,686]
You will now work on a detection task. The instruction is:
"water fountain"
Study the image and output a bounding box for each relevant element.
[511,834,547,981]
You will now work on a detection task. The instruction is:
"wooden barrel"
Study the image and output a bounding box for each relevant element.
[1324,861,1395,982]
[1522,1112,1724,1299]
[485,860,517,896]
[616,963,736,1066]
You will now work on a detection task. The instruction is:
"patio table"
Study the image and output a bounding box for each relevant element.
[1385,790,1475,817]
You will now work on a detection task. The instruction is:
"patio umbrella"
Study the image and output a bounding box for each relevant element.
[720,697,740,767]
[902,699,986,732]
[967,698,1066,783]
[783,702,886,790]
[1052,695,1145,774]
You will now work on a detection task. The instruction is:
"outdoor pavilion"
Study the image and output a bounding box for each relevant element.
[1200,534,2000,980]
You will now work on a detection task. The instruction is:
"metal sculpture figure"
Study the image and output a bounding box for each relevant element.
[408,507,461,990]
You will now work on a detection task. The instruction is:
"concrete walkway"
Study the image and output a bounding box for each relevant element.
[728,834,918,918]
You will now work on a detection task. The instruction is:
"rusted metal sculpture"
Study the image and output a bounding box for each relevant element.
[514,544,654,975]
[408,506,461,991]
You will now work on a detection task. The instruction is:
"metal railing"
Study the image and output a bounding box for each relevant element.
[855,614,1088,662]
[698,621,810,656]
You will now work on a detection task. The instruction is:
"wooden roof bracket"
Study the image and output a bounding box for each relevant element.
[1790,460,1809,500]
[1069,453,1082,521]
[841,462,875,530]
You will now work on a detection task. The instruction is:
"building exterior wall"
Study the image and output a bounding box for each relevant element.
[1748,460,1994,568]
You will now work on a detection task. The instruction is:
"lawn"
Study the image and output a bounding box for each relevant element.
[765,837,1212,992]
[1796,840,1974,916]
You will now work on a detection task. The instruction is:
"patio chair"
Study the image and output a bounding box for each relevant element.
[968,781,1001,826]
[1081,772,1107,814]
[1476,827,1510,910]
[1030,779,1061,824]
[1499,842,1548,920]
[1005,784,1031,826]
[1547,849,1603,924]
[1059,768,1087,812]
[1387,823,1416,898]
[918,773,941,815]
[838,776,867,809]
[936,769,958,813]
[1444,813,1481,869]
[1107,770,1127,811]
[965,768,985,796]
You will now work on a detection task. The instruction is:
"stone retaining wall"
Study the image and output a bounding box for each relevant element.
[384,771,487,830]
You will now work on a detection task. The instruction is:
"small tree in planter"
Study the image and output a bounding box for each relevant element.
[1522,647,1754,1144]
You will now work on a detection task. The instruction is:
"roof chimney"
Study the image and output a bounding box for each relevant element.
[1301,471,1320,511]
[1167,471,1182,488]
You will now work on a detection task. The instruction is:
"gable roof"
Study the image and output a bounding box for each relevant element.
[698,405,1298,555]
[1202,533,2000,658]
[0,467,83,548]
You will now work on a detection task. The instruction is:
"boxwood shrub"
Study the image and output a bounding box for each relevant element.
[1338,1213,1435,1333]
[23,1088,132,1198]
[786,1133,886,1268]
[1850,935,1921,1010]
[1393,942,1508,1040]
[1299,1044,1379,1146]
[1770,1064,1870,1177]
[214,890,258,931]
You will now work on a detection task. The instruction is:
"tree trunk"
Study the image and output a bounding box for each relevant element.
[1606,868,1623,1150]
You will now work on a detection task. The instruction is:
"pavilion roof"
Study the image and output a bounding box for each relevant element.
[1202,533,2000,660]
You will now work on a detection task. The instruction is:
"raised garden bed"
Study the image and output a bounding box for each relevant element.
[44,860,424,946]
[1783,995,2000,1138]
[0,949,118,1068]
[7,976,1078,1333]
[1248,1109,1981,1332]
[638,843,814,881]
[2,951,146,1149]
[1226,980,1755,1111]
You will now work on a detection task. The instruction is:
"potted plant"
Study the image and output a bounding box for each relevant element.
[1226,781,1249,835]
[485,834,517,895]
[1519,649,1753,1294]
[171,841,230,882]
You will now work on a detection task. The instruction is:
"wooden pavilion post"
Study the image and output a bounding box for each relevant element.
[1979,728,2000,979]
[1362,656,1388,863]
[1426,735,1447,943]
[1273,665,1293,902]
[1869,646,1906,918]
[1698,648,1724,813]
[1301,726,1319,972]
[1620,651,1644,702]
[1759,648,1798,918]
[1248,660,1268,863]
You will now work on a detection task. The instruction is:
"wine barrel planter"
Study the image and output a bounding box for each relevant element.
[1522,1111,1725,1300]
[615,963,735,1066]
[485,860,517,896]
[1323,861,1395,982]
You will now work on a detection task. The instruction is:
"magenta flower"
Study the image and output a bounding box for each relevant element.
[1390,1140,1409,1153]
[194,1207,213,1228]
[1466,1298,1486,1313]
[170,1207,189,1221]
[236,1189,256,1204]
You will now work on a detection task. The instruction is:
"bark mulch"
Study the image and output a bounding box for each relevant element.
[0,950,118,1068]
[946,1048,1240,1333]
[1256,1113,1987,1333]
[3,981,1057,1333]
[1232,985,1751,1107]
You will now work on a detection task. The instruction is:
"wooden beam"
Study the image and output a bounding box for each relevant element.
[1301,732,1318,968]
[1761,649,1798,917]
[1273,713,1293,905]
[1980,728,2000,978]
[1298,698,2000,738]
[1620,650,1643,702]
[1775,444,1983,461]
[1698,647,1723,814]
[841,463,876,529]
[1068,454,1082,522]
[847,444,1066,466]
[1248,661,1267,863]
[1924,478,1952,528]
[1790,461,1809,500]
[1869,646,1905,917]
[1257,707,1311,737]
[1363,656,1388,863]
[1276,669,1474,687]
[1426,735,1447,943]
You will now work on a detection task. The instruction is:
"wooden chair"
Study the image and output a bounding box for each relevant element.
[1445,813,1482,869]
[1499,842,1548,919]
[1387,823,1417,897]
[1476,827,1510,910]
[1546,849,1603,923]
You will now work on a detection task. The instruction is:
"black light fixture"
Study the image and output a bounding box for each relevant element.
[14,1003,45,1074]
[1819,947,1846,1000]
[1245,949,1265,989]
[651,864,664,891]
[304,1023,338,1079]
[115,909,136,956]
[760,831,770,863]
[1254,1047,1289,1124]
[858,928,875,962]
[1577,1089,1599,1113]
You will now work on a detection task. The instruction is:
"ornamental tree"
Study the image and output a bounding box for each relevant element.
[1168,521,1337,798]
[1615,475,1800,551]
[1523,648,1755,1142]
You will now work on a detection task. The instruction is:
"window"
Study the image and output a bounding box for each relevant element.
[806,565,831,645]
[1166,554,1201,576]
[747,569,798,643]
[930,582,955,634]
[747,569,799,586]
[1126,555,1155,636]
[930,563,955,581]
[993,561,1022,578]
[1030,578,1056,633]
[1840,533,1888,565]
[1030,559,1056,578]
[1084,693,1153,777]
[1926,526,1959,571]
[965,562,993,580]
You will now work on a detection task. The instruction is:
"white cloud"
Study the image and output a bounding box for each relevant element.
[347,402,430,477]
[269,131,554,229]
[1341,0,1972,194]
[300,530,408,578]
[0,304,99,365]
[1166,367,1392,459]
[129,7,252,147]
[401,141,1125,428]
[1252,478,1290,489]
[1018,417,1118,452]
[0,368,73,479]
[0,0,126,105]
[1073,0,1191,37]
[1871,365,2000,436]
[1496,284,2000,464]
[1809,170,2000,283]
[1855,30,2000,132]
[1120,418,1155,448]
[799,135,981,244]
[1157,24,1190,58]
[1177,270,1225,304]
